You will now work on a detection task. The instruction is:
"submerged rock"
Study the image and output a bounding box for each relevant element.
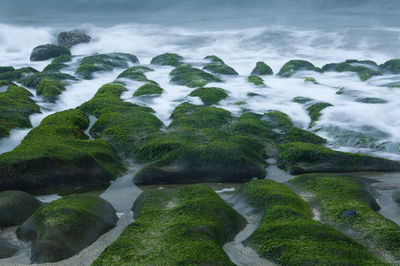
[30,44,71,61]
[278,60,322,77]
[380,59,400,74]
[322,60,382,81]
[93,184,245,265]
[306,101,333,128]
[17,194,117,263]
[57,31,91,48]
[247,75,266,86]
[392,189,400,203]
[0,238,18,259]
[43,54,72,72]
[0,190,42,227]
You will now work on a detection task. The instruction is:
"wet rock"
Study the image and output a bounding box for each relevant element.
[0,238,18,259]
[278,60,322,77]
[30,44,71,61]
[251,61,273,76]
[57,31,91,48]
[0,191,42,227]
[392,189,400,203]
[151,53,183,67]
[355,97,388,104]
[341,209,358,218]
[16,194,118,263]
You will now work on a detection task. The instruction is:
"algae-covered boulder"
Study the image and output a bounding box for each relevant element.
[278,60,322,77]
[251,61,273,76]
[42,54,72,72]
[0,67,38,81]
[236,180,383,265]
[381,59,400,74]
[17,194,117,263]
[0,190,42,227]
[278,142,400,174]
[188,87,228,105]
[80,82,163,156]
[306,101,333,128]
[170,64,221,88]
[30,44,71,61]
[150,53,183,66]
[0,66,14,74]
[0,83,41,138]
[93,184,245,265]
[203,55,238,75]
[292,96,314,104]
[57,31,91,48]
[304,76,318,84]
[291,173,400,262]
[36,78,66,102]
[117,65,154,82]
[0,109,124,191]
[322,60,382,81]
[20,71,76,88]
[247,75,266,86]
[76,53,139,79]
[133,83,164,97]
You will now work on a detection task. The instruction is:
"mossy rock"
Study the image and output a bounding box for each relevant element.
[322,60,382,81]
[133,83,164,97]
[380,59,400,74]
[93,184,245,265]
[150,53,183,67]
[79,82,163,156]
[278,142,400,174]
[306,101,333,128]
[237,179,384,265]
[355,97,388,104]
[36,78,66,102]
[278,60,322,77]
[20,71,77,88]
[76,53,139,80]
[170,64,221,88]
[0,67,38,81]
[0,109,124,191]
[292,96,314,104]
[42,54,72,72]
[30,44,71,61]
[203,56,238,75]
[231,111,326,145]
[248,75,266,86]
[57,31,91,48]
[247,92,261,97]
[291,173,400,262]
[304,76,318,84]
[0,190,42,227]
[188,87,228,105]
[17,194,117,263]
[251,61,273,76]
[0,84,41,138]
[0,66,15,74]
[117,65,154,82]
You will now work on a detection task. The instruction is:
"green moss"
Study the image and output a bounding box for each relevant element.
[150,53,183,67]
[247,75,266,86]
[36,78,66,102]
[292,96,314,104]
[0,66,15,74]
[322,60,382,81]
[42,55,71,72]
[20,72,76,88]
[188,87,228,105]
[117,65,154,82]
[251,61,273,76]
[30,44,71,61]
[133,83,164,97]
[306,102,333,128]
[278,60,322,77]
[76,53,139,79]
[278,142,400,174]
[355,97,387,104]
[93,184,245,265]
[247,92,261,97]
[304,77,318,84]
[234,101,246,106]
[380,59,400,74]
[203,57,238,75]
[0,84,40,138]
[204,55,225,64]
[291,173,400,261]
[0,67,38,81]
[0,109,124,191]
[238,180,384,265]
[170,64,221,88]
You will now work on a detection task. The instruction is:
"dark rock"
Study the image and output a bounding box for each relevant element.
[30,44,71,61]
[57,31,91,48]
[392,189,400,203]
[16,194,117,263]
[0,190,42,227]
[341,209,358,219]
[0,238,18,259]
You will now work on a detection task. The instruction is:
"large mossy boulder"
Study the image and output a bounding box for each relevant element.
[236,180,383,265]
[251,61,273,76]
[133,83,164,97]
[150,53,183,67]
[322,60,382,81]
[278,60,322,77]
[117,65,154,82]
[57,31,91,48]
[0,83,41,138]
[0,67,38,81]
[291,173,400,262]
[76,53,139,80]
[20,71,76,88]
[36,78,66,102]
[247,75,266,86]
[79,82,163,156]
[0,109,124,191]
[278,142,400,174]
[42,54,72,72]
[203,55,238,75]
[30,44,71,61]
[170,64,221,88]
[93,184,245,265]
[17,194,117,263]
[188,87,228,105]
[0,190,42,227]
[380,59,400,74]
